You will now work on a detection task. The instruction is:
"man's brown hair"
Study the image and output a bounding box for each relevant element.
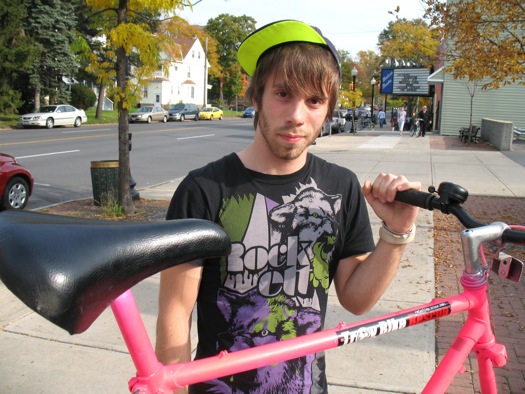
[245,42,340,128]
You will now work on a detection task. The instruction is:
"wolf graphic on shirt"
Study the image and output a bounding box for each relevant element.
[215,180,342,393]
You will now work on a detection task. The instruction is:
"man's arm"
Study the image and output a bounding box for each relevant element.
[156,263,202,365]
[334,173,420,315]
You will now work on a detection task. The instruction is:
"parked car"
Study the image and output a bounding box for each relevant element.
[0,153,34,210]
[330,109,346,132]
[229,104,248,111]
[199,107,223,120]
[242,106,255,118]
[129,106,168,123]
[19,104,87,129]
[167,103,199,121]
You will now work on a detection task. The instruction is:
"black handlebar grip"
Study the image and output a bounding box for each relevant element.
[395,189,436,210]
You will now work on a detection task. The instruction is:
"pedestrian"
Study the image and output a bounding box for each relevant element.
[397,105,407,135]
[417,105,432,137]
[155,19,420,394]
[377,107,386,128]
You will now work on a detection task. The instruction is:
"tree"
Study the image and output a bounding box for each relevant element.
[378,18,440,68]
[354,50,382,100]
[0,0,39,113]
[205,14,256,104]
[24,0,79,110]
[339,88,363,132]
[424,0,525,89]
[85,0,187,214]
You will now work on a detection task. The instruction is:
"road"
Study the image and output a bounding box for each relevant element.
[0,118,254,210]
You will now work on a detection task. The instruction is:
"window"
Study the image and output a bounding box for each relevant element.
[155,94,160,103]
[192,50,195,58]
[187,66,191,78]
[191,86,195,99]
[143,87,148,98]
[198,52,201,59]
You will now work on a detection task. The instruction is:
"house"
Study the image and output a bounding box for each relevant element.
[139,36,210,108]
[429,67,525,136]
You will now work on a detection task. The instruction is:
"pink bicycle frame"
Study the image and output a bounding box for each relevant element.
[111,222,517,393]
[111,281,504,393]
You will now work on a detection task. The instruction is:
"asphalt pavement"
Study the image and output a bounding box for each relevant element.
[1,130,524,393]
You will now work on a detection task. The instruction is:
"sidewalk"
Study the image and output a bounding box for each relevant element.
[1,132,524,393]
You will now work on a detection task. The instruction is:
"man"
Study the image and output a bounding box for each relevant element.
[377,107,386,128]
[397,105,407,135]
[417,105,432,137]
[156,20,420,393]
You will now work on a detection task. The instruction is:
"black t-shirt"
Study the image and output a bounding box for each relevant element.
[418,110,431,124]
[167,152,374,393]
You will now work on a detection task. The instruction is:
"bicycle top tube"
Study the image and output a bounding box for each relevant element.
[0,210,230,334]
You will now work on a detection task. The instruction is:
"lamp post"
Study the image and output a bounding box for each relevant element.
[370,77,376,123]
[351,67,357,133]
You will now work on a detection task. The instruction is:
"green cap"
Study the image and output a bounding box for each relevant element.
[237,20,341,77]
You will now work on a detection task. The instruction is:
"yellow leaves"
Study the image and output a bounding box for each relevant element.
[379,19,440,68]
[424,0,525,88]
[86,0,186,14]
[339,89,363,109]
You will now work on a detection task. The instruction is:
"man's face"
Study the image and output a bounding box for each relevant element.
[254,73,328,161]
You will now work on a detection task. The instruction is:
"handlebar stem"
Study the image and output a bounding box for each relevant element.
[460,222,509,286]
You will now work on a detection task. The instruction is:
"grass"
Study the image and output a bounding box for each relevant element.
[0,107,244,130]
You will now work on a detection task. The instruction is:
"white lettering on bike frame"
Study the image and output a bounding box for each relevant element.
[336,302,451,346]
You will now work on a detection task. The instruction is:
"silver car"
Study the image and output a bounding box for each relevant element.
[129,106,168,123]
[19,104,88,129]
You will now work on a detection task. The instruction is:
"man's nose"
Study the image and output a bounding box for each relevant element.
[287,100,306,125]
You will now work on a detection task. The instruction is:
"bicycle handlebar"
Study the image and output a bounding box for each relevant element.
[395,182,525,245]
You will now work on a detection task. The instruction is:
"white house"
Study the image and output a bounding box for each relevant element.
[139,36,210,108]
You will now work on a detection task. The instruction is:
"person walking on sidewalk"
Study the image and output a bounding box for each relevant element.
[156,19,420,394]
[417,106,432,137]
[397,105,407,135]
[377,107,386,128]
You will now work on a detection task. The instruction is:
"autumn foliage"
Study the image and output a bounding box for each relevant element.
[424,0,525,88]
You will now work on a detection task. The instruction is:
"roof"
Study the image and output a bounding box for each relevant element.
[173,37,200,59]
[428,67,444,84]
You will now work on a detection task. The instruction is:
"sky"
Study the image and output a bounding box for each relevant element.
[178,0,429,56]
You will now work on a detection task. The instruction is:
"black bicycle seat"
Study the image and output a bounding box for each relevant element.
[0,210,230,334]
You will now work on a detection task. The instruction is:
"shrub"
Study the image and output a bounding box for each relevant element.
[71,84,96,109]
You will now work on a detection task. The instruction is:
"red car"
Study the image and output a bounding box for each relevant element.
[0,153,34,210]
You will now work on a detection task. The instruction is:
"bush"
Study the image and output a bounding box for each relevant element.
[0,85,23,114]
[71,84,96,110]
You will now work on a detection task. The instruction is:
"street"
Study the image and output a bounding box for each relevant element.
[0,118,254,210]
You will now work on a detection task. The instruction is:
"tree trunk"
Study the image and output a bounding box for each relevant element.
[96,83,105,119]
[467,92,474,145]
[34,86,41,112]
[116,0,134,214]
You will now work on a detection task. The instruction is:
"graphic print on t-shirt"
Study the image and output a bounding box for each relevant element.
[216,179,342,392]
